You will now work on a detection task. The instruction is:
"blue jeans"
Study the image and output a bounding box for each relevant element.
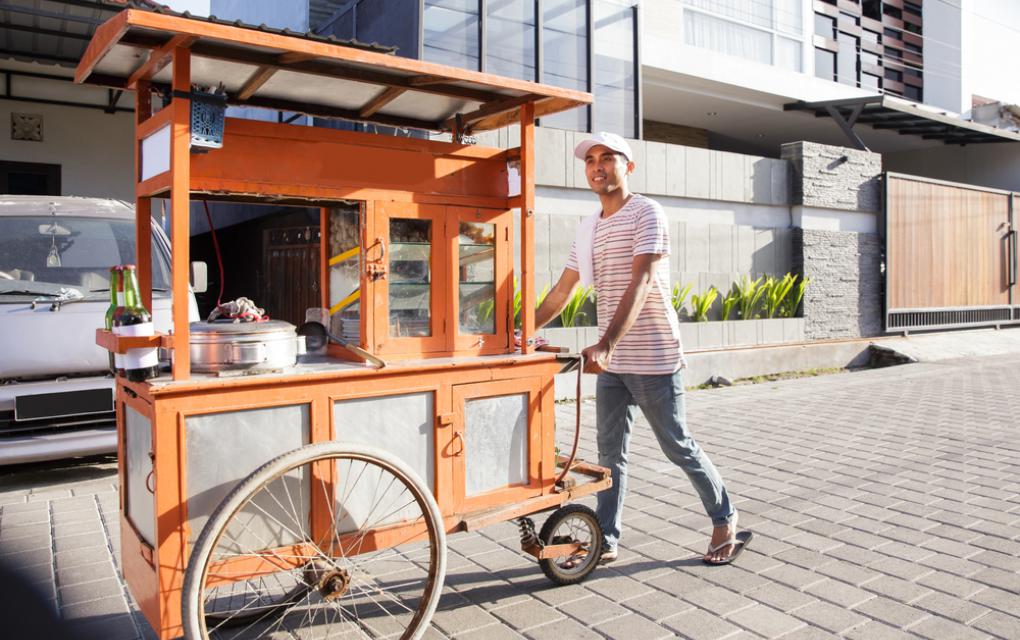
[595,370,734,551]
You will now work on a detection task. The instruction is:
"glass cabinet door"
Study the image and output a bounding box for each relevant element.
[448,207,512,354]
[373,202,447,355]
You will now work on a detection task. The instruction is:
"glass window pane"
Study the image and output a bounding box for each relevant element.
[861,73,881,90]
[423,0,479,70]
[684,10,771,65]
[594,1,636,137]
[389,218,431,337]
[837,32,858,85]
[814,13,835,39]
[541,0,588,131]
[458,222,495,335]
[775,0,802,36]
[776,37,802,71]
[328,207,362,342]
[486,2,535,81]
[687,0,771,30]
[815,48,835,81]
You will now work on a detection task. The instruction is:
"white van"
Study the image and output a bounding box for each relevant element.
[0,196,200,465]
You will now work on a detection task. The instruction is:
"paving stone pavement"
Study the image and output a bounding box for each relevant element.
[1,352,1019,639]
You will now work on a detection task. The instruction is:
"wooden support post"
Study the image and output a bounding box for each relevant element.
[519,102,536,354]
[170,48,191,381]
[135,81,153,309]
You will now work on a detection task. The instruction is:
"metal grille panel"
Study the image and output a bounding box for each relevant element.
[887,307,1019,332]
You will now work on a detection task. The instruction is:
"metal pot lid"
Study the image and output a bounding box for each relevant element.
[190,319,296,335]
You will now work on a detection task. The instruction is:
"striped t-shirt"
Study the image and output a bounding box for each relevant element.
[565,194,685,374]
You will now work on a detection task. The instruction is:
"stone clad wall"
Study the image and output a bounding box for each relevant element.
[793,228,883,339]
[782,141,882,213]
[783,141,884,339]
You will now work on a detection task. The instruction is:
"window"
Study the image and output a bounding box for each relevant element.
[836,32,858,85]
[815,13,835,39]
[594,1,637,137]
[423,0,480,70]
[0,161,60,196]
[683,0,805,72]
[861,73,881,90]
[541,0,589,132]
[884,68,903,82]
[904,85,922,101]
[814,48,835,81]
[486,2,536,80]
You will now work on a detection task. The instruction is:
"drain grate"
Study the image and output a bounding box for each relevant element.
[887,306,1020,332]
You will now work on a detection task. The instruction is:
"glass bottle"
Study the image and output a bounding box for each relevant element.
[104,266,123,374]
[113,265,159,382]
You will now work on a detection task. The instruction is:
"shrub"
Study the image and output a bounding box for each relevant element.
[690,287,718,322]
[721,286,739,321]
[779,275,809,318]
[735,275,766,320]
[560,285,593,328]
[671,282,693,316]
[762,273,796,319]
[512,278,549,329]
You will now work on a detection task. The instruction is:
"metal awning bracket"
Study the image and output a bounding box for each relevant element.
[824,104,869,151]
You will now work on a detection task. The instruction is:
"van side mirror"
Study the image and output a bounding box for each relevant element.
[190,261,208,293]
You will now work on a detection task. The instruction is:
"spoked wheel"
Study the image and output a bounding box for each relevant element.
[538,504,603,585]
[182,443,446,640]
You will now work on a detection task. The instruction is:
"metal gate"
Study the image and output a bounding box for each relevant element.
[884,173,1019,332]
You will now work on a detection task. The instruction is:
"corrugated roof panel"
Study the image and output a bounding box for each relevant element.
[74,8,592,133]
[258,71,384,112]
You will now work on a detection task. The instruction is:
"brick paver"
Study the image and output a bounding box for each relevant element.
[2,351,1020,638]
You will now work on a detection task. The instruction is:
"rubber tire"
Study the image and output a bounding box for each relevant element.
[537,504,604,586]
[181,442,447,640]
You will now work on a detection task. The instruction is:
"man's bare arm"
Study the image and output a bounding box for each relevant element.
[581,253,661,373]
[535,268,580,329]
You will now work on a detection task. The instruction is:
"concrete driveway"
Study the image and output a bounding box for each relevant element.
[1,352,1018,639]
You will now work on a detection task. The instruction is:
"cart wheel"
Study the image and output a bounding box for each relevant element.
[182,442,446,640]
[538,504,604,586]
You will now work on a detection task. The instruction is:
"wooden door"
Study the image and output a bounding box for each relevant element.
[263,226,320,326]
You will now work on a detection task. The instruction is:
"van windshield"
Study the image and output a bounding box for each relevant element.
[0,216,171,300]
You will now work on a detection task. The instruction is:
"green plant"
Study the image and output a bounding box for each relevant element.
[762,273,796,318]
[690,286,718,322]
[734,275,766,320]
[512,278,549,329]
[560,285,593,327]
[720,286,739,321]
[779,275,809,318]
[671,282,693,316]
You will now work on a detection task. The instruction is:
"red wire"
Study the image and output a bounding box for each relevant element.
[202,200,225,307]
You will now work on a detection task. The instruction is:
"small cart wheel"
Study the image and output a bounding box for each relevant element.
[182,442,446,640]
[538,504,604,586]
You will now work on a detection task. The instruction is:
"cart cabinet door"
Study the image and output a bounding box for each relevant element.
[447,207,513,354]
[452,377,545,513]
[372,202,448,356]
[122,393,156,548]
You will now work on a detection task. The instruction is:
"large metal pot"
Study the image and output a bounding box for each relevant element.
[189,320,306,373]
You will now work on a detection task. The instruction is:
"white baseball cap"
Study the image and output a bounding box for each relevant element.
[573,132,634,162]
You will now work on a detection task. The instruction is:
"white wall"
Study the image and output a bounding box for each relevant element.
[0,99,135,201]
[962,0,1020,109]
[923,0,964,114]
[642,0,871,104]
[884,143,1020,193]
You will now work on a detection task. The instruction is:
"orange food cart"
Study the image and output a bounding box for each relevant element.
[77,7,610,640]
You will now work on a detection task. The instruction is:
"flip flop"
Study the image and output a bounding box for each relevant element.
[702,531,753,566]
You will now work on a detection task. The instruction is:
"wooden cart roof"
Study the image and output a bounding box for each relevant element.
[75,8,592,134]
